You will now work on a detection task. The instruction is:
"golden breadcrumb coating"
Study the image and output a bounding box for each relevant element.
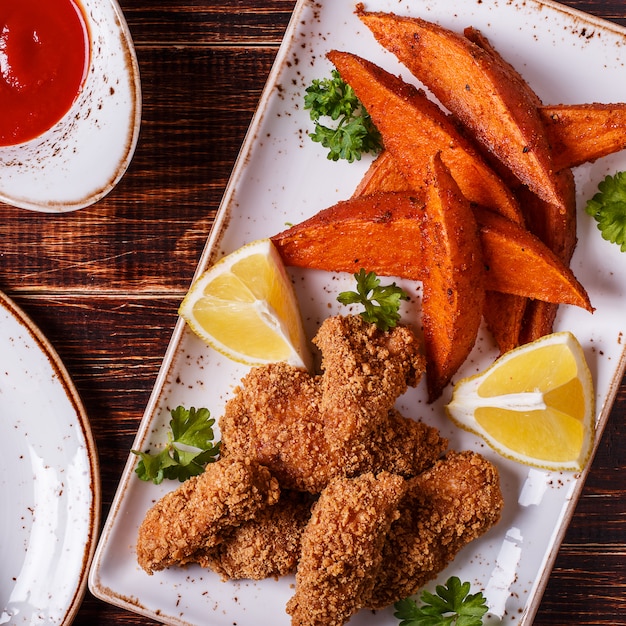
[195,490,315,580]
[365,450,504,609]
[136,457,280,574]
[287,471,407,626]
[219,315,443,492]
[313,314,426,427]
[370,408,448,477]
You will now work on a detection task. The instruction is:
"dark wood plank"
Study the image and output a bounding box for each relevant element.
[121,0,299,44]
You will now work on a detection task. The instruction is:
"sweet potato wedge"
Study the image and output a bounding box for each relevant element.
[352,150,411,198]
[473,205,589,310]
[540,103,626,170]
[464,22,581,342]
[326,49,522,223]
[420,153,484,400]
[351,148,528,353]
[359,105,626,181]
[482,292,527,354]
[515,167,578,342]
[271,192,591,310]
[462,26,542,108]
[357,9,562,208]
[467,25,626,169]
[517,168,578,269]
[483,294,527,354]
[273,192,427,280]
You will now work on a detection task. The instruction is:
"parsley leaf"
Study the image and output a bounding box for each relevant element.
[133,406,220,484]
[394,577,489,626]
[585,171,626,252]
[337,269,409,331]
[304,69,383,162]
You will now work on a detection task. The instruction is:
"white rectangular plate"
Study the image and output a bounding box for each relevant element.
[88,1,626,624]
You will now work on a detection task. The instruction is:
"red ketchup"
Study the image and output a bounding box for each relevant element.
[0,0,90,146]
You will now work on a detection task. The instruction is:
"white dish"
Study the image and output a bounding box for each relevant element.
[89,0,626,624]
[0,290,100,625]
[0,0,141,212]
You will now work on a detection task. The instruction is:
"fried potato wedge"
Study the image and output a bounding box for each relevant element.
[465,26,626,170]
[482,292,527,354]
[516,167,578,342]
[352,150,411,198]
[272,192,426,280]
[517,173,577,343]
[357,9,562,208]
[351,149,527,353]
[540,103,626,170]
[483,296,526,355]
[519,300,560,346]
[463,21,581,342]
[516,168,577,270]
[270,192,591,310]
[326,49,522,223]
[421,153,484,400]
[473,205,590,310]
[359,105,626,185]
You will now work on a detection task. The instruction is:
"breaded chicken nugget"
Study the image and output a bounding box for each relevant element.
[136,457,280,574]
[196,490,315,580]
[219,362,329,492]
[365,450,503,609]
[313,314,426,429]
[370,409,448,477]
[286,471,406,626]
[220,315,442,493]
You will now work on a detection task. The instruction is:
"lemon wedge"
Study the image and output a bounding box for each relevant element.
[445,331,595,471]
[179,239,312,371]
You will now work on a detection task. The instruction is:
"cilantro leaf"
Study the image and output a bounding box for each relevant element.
[585,171,626,252]
[394,577,489,626]
[337,269,409,331]
[304,69,382,162]
[133,406,220,484]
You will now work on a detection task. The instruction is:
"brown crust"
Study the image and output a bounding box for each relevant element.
[356,9,560,207]
[327,49,522,222]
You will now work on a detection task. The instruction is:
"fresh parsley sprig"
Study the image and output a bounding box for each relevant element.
[394,577,489,626]
[133,406,220,484]
[337,269,409,331]
[304,69,382,162]
[585,171,626,252]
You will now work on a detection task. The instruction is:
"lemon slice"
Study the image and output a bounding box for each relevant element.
[179,239,312,370]
[445,332,595,471]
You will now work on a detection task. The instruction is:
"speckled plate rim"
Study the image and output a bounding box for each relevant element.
[0,0,141,213]
[89,0,626,624]
[0,290,101,625]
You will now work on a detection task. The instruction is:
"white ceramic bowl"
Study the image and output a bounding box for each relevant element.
[0,0,141,212]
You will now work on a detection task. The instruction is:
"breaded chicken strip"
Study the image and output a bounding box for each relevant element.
[365,450,504,609]
[370,408,447,477]
[195,490,315,580]
[220,363,328,492]
[136,457,280,574]
[287,471,406,626]
[313,314,425,428]
[220,315,444,492]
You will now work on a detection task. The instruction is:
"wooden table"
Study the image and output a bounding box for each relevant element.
[1,1,625,624]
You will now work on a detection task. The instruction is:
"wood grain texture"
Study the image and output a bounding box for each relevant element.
[1,1,625,625]
[0,47,278,293]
